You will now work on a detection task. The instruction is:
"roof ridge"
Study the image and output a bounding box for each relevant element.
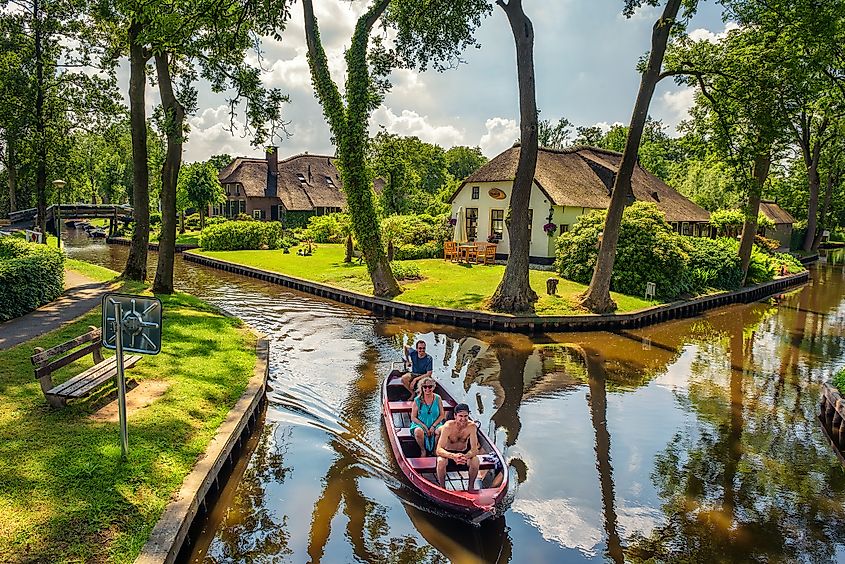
[278,152,336,164]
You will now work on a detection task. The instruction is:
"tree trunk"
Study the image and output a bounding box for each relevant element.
[7,138,17,212]
[179,210,185,233]
[579,0,682,313]
[33,0,47,236]
[152,52,185,295]
[123,21,151,282]
[344,233,353,263]
[488,0,538,313]
[813,169,837,251]
[199,206,205,230]
[302,0,400,298]
[800,114,827,252]
[738,152,770,282]
[803,161,821,252]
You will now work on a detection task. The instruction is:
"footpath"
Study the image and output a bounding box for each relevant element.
[0,269,115,351]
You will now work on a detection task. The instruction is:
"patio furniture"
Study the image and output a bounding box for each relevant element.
[482,243,497,265]
[457,243,476,263]
[465,243,481,264]
[444,241,458,261]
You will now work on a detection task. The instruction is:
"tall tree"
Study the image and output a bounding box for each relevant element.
[580,0,693,313]
[487,0,539,313]
[445,145,486,180]
[301,0,490,297]
[179,161,223,229]
[537,116,572,150]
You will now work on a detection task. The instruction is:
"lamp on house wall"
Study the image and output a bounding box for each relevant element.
[52,179,66,248]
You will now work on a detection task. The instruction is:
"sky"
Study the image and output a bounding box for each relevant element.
[164,1,732,163]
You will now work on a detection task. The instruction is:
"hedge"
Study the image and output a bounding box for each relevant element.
[0,238,65,321]
[199,221,288,251]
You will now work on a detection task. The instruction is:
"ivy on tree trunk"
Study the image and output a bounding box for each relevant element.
[738,152,770,283]
[488,0,538,313]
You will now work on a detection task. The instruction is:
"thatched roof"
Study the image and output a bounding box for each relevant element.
[454,146,710,223]
[219,153,346,211]
[759,200,796,225]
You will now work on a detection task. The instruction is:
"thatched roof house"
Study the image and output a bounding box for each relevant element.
[449,145,710,262]
[215,148,346,223]
[759,199,796,248]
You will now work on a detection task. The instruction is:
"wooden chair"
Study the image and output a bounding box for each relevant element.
[482,243,497,265]
[444,241,458,261]
[466,243,481,264]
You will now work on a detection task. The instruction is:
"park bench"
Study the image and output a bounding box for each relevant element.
[31,326,141,408]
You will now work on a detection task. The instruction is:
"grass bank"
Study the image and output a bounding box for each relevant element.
[194,243,655,315]
[65,258,120,283]
[0,280,256,562]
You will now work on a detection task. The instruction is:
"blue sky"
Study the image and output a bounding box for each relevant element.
[180,1,730,163]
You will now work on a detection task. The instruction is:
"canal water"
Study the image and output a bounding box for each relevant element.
[65,233,845,563]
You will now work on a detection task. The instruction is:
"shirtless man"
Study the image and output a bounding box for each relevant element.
[435,403,480,491]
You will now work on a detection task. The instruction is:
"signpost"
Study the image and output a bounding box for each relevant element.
[102,293,162,458]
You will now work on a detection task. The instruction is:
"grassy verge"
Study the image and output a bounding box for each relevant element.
[150,230,201,246]
[0,281,256,562]
[65,258,120,283]
[194,243,655,315]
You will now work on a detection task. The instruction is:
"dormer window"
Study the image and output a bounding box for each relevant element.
[296,173,306,183]
[651,191,660,202]
[325,175,335,187]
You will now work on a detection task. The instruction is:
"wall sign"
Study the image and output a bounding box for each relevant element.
[488,188,506,200]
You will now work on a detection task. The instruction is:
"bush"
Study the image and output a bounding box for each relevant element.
[395,241,441,260]
[206,216,227,226]
[199,221,287,251]
[382,214,449,260]
[149,211,162,226]
[771,252,804,275]
[556,202,692,300]
[390,261,421,280]
[746,246,775,285]
[685,237,743,291]
[754,234,780,254]
[184,213,200,230]
[233,213,255,222]
[0,238,65,321]
[304,213,350,243]
[833,368,845,393]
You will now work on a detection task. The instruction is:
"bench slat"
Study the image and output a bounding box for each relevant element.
[35,342,101,379]
[31,328,100,366]
[49,355,141,398]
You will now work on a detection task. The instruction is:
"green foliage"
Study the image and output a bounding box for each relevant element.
[206,216,227,226]
[233,213,255,222]
[284,210,314,229]
[390,261,422,281]
[444,145,486,180]
[754,234,780,254]
[556,203,692,300]
[0,238,64,321]
[199,221,287,251]
[395,241,441,260]
[179,161,224,215]
[833,367,845,392]
[381,214,450,259]
[772,251,804,274]
[675,159,743,211]
[746,246,776,285]
[184,213,200,230]
[685,237,743,290]
[708,209,745,233]
[149,211,162,225]
[304,212,352,243]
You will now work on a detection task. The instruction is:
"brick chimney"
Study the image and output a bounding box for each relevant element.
[265,146,278,197]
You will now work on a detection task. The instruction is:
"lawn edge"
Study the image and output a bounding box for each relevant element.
[135,334,269,564]
[183,251,810,333]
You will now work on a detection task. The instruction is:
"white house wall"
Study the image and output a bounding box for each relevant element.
[452,180,581,259]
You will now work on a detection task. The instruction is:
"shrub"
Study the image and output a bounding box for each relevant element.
[556,202,692,300]
[382,214,449,260]
[746,246,775,285]
[233,213,255,222]
[184,213,200,230]
[199,221,287,251]
[833,368,845,393]
[685,237,743,291]
[149,211,162,226]
[771,252,804,275]
[304,213,350,243]
[206,216,227,226]
[0,238,65,321]
[390,261,421,281]
[754,235,780,254]
[395,241,441,260]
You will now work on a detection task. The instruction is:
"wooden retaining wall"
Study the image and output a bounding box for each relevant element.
[819,382,845,466]
[106,236,198,253]
[181,252,810,334]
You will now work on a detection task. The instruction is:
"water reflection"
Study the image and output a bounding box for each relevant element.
[64,232,845,562]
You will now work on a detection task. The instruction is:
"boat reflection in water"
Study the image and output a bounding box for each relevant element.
[62,234,845,563]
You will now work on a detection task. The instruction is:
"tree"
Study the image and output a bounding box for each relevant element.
[444,145,486,180]
[0,15,32,214]
[179,161,224,230]
[301,0,490,297]
[580,0,695,313]
[208,153,233,171]
[537,116,572,150]
[487,0,539,313]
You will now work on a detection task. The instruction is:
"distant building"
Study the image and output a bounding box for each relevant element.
[214,147,345,226]
[758,200,796,248]
[449,145,711,262]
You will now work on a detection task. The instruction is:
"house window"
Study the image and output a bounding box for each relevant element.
[239,200,246,215]
[253,209,263,220]
[235,184,240,196]
[491,209,504,239]
[559,224,569,234]
[471,186,480,199]
[325,175,335,187]
[466,208,479,240]
[682,222,690,236]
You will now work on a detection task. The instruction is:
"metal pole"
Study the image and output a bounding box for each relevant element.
[114,302,129,458]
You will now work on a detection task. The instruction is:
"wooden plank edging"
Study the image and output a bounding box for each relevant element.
[181,251,809,333]
[135,336,269,564]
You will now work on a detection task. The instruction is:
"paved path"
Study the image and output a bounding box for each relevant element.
[0,269,115,351]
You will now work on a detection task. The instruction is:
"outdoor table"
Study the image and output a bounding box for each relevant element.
[458,243,476,263]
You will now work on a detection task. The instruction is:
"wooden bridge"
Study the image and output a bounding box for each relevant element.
[8,204,133,235]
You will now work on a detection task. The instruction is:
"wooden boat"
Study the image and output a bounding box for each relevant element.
[382,368,509,523]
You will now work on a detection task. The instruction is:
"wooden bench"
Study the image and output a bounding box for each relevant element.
[31,326,142,408]
[388,400,455,413]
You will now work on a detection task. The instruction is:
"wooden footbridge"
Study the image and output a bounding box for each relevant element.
[8,204,133,235]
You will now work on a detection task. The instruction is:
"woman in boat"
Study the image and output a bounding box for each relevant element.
[409,377,445,456]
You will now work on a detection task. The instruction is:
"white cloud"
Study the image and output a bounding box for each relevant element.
[688,21,740,43]
[593,121,622,133]
[512,498,602,555]
[479,117,519,157]
[370,107,465,148]
[660,87,696,129]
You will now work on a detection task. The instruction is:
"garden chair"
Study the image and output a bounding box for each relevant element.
[482,243,497,265]
[466,243,481,264]
[444,241,458,261]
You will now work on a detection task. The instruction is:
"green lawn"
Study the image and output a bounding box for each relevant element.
[65,258,120,283]
[150,230,201,246]
[195,244,655,315]
[0,281,256,562]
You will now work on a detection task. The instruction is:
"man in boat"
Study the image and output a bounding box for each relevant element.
[401,340,433,394]
[435,403,480,491]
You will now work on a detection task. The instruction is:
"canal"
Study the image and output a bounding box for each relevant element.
[65,234,845,563]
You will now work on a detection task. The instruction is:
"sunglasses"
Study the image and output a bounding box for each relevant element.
[422,385,435,389]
